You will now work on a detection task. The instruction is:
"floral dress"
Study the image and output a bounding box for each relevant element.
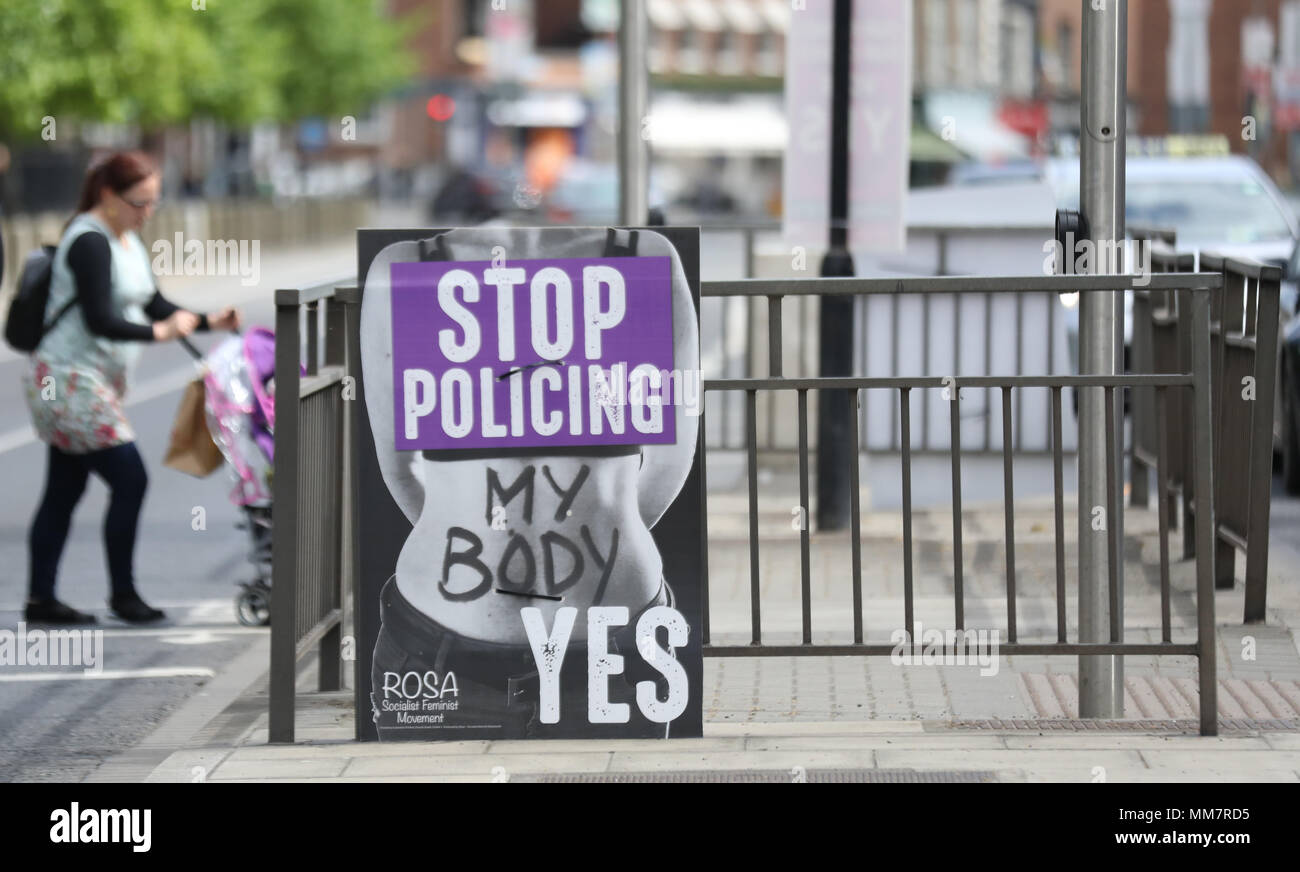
[23,213,155,453]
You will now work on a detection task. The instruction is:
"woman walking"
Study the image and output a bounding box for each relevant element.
[23,151,240,624]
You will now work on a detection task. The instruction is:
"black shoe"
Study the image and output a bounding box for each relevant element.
[25,599,97,625]
[109,594,166,624]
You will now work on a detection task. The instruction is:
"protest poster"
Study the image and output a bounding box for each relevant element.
[353,226,703,741]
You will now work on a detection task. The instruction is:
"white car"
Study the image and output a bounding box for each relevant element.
[1044,154,1299,395]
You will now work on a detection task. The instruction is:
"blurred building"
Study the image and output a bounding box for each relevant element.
[640,0,790,217]
[1039,0,1300,186]
[388,0,1056,219]
[390,0,1300,217]
[910,0,1043,164]
[380,0,795,219]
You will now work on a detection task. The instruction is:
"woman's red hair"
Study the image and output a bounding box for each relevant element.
[75,151,157,214]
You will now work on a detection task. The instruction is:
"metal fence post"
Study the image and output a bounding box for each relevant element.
[317,295,349,693]
[324,297,347,369]
[1211,262,1241,586]
[1204,263,1221,587]
[338,289,361,694]
[1244,266,1282,622]
[1127,226,1169,515]
[1129,286,1152,508]
[1179,288,1197,561]
[269,295,302,744]
[1190,289,1218,736]
[342,286,368,739]
[305,300,320,376]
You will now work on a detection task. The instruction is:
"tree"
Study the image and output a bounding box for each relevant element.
[259,0,421,120]
[0,0,418,140]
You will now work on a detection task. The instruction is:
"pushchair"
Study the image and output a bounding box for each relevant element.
[180,329,277,626]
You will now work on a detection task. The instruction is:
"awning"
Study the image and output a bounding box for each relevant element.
[646,0,686,30]
[680,0,725,31]
[486,93,587,127]
[757,0,790,33]
[720,0,764,33]
[647,98,973,162]
[647,97,786,154]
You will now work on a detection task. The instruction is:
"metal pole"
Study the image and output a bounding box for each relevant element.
[1189,289,1218,735]
[816,0,855,531]
[618,0,649,225]
[269,298,301,743]
[1077,0,1126,717]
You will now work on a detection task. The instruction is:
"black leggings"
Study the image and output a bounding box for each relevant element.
[28,442,148,601]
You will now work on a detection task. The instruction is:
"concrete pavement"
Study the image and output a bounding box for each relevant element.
[127,478,1300,783]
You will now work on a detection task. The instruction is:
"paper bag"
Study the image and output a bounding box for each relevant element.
[163,379,224,477]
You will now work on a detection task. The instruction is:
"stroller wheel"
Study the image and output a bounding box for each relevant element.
[236,585,271,627]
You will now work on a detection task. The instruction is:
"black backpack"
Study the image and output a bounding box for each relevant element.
[4,245,77,353]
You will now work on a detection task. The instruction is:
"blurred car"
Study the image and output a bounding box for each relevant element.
[543,160,620,223]
[1043,154,1299,411]
[670,179,738,216]
[428,161,673,226]
[948,159,1044,187]
[542,160,668,225]
[1275,244,1300,493]
[428,166,501,224]
[1045,154,1297,259]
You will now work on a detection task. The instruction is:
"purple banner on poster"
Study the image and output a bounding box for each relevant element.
[391,256,676,450]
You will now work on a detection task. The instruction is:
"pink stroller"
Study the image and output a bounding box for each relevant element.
[183,329,277,626]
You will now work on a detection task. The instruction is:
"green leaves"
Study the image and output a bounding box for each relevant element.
[259,0,422,119]
[0,0,416,139]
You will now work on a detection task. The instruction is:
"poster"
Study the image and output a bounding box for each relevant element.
[781,0,911,253]
[354,226,703,741]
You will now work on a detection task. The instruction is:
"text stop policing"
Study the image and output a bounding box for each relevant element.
[390,256,677,451]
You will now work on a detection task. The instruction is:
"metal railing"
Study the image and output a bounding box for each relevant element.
[695,220,1053,278]
[269,276,357,744]
[1128,236,1281,624]
[1129,244,1198,554]
[698,270,1224,736]
[266,245,1244,738]
[1202,253,1281,622]
[697,223,1072,454]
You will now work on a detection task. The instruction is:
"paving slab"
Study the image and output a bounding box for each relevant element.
[228,740,492,759]
[341,752,612,778]
[997,768,1300,783]
[146,749,235,784]
[1001,735,1272,750]
[743,735,1008,751]
[706,720,925,736]
[210,758,349,780]
[484,737,747,754]
[873,749,1147,770]
[1138,749,1300,769]
[604,749,876,773]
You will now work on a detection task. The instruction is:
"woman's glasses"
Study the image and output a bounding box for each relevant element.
[118,192,160,210]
